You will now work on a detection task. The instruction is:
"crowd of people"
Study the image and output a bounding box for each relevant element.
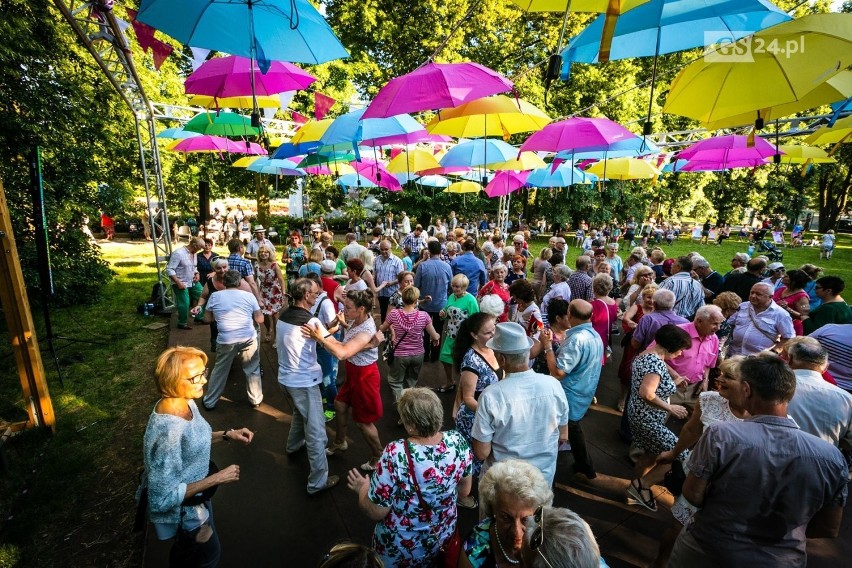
[147,213,850,567]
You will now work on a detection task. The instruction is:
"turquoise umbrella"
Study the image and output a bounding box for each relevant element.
[184,111,261,137]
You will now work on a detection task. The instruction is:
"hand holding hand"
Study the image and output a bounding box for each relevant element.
[190,306,201,316]
[227,428,254,444]
[422,295,432,303]
[540,327,553,342]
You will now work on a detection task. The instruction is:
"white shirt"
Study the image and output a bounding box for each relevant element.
[401,215,411,234]
[276,307,323,388]
[788,369,852,448]
[206,289,259,344]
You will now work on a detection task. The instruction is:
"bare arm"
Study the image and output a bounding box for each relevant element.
[347,468,391,522]
[472,439,491,462]
[639,373,688,419]
[305,323,380,360]
[681,473,709,508]
[658,403,705,463]
[253,309,264,325]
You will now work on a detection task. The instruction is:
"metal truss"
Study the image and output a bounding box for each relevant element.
[52,0,174,311]
[150,102,299,139]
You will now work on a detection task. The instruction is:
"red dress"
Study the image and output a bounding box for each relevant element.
[618,305,645,386]
[773,286,808,336]
[477,280,510,322]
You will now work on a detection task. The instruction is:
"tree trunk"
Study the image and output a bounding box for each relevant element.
[817,166,851,232]
[255,173,269,228]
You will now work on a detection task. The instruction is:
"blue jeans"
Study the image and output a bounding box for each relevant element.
[280,384,330,493]
[203,336,263,409]
[316,345,338,411]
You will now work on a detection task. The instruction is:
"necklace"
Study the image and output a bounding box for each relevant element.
[492,522,520,565]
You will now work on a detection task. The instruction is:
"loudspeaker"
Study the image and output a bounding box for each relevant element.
[199,180,210,225]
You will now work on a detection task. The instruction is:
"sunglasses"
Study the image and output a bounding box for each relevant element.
[186,368,209,384]
[529,506,555,568]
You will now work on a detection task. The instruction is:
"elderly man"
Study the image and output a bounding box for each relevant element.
[472,322,570,486]
[669,354,847,568]
[374,239,404,322]
[692,257,723,301]
[276,278,339,494]
[723,252,750,279]
[721,257,766,302]
[401,224,429,264]
[244,225,273,261]
[727,282,795,356]
[552,235,567,257]
[785,339,852,449]
[226,238,261,301]
[541,299,603,480]
[165,236,204,330]
[567,256,594,302]
[451,237,488,296]
[339,232,367,264]
[202,270,264,410]
[414,240,453,363]
[659,255,704,320]
[810,324,852,392]
[662,305,723,410]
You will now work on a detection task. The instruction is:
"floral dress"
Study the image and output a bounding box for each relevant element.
[368,432,473,568]
[285,245,306,285]
[256,262,284,315]
[455,349,500,476]
[439,293,480,365]
[627,352,683,456]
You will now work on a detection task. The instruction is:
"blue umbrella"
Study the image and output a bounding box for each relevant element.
[247,158,304,175]
[271,140,321,159]
[527,163,598,187]
[556,137,661,160]
[337,173,377,188]
[416,175,451,188]
[157,127,202,140]
[320,109,428,147]
[439,139,518,168]
[560,0,791,134]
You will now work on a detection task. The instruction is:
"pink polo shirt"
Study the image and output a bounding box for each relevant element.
[649,322,719,384]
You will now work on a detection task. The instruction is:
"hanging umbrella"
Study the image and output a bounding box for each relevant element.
[350,160,403,192]
[484,170,530,198]
[184,111,261,137]
[678,135,778,162]
[446,181,482,193]
[490,152,547,171]
[426,95,552,138]
[157,127,202,139]
[415,174,451,188]
[171,135,237,153]
[664,13,852,128]
[319,109,428,147]
[271,140,322,159]
[291,119,335,144]
[386,149,442,174]
[679,158,768,172]
[586,158,661,180]
[185,56,316,98]
[527,163,598,186]
[232,155,264,167]
[764,145,836,165]
[804,115,852,146]
[303,163,357,176]
[337,173,378,188]
[440,139,518,168]
[362,62,513,119]
[557,137,661,160]
[297,151,356,168]
[520,117,637,153]
[189,94,282,109]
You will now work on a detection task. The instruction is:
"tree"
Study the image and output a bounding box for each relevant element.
[816,144,851,231]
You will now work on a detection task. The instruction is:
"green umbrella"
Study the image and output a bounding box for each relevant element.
[296,152,356,168]
[184,111,261,137]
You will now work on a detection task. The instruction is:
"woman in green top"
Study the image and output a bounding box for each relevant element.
[802,276,852,334]
[437,274,480,393]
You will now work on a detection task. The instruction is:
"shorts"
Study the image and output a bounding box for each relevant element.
[336,361,383,424]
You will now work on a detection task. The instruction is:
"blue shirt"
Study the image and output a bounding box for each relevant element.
[414,257,453,313]
[451,252,487,295]
[556,323,604,421]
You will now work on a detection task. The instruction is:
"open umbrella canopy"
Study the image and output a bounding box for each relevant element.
[678,135,778,163]
[185,56,316,98]
[337,173,377,188]
[679,157,768,171]
[414,174,451,188]
[137,0,348,66]
[557,137,661,160]
[189,94,283,109]
[804,114,852,146]
[490,152,547,171]
[510,0,648,12]
[184,111,261,137]
[559,0,790,75]
[362,62,514,119]
[296,151,356,167]
[232,155,264,167]
[349,161,403,192]
[765,145,836,165]
[664,13,852,126]
[291,119,335,144]
[271,140,322,159]
[484,170,530,198]
[386,149,442,174]
[157,127,202,140]
[303,163,356,176]
[520,117,637,153]
[446,181,483,193]
[426,95,552,138]
[440,139,518,168]
[171,135,267,155]
[586,158,660,180]
[247,157,303,171]
[319,109,428,147]
[527,163,598,186]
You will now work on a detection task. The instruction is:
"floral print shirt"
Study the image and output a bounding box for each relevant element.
[368,431,473,568]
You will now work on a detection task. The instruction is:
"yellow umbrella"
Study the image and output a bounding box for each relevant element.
[664,13,852,127]
[386,148,441,174]
[804,115,852,147]
[291,119,335,144]
[426,96,552,138]
[586,158,661,180]
[491,152,547,171]
[232,156,264,167]
[768,145,836,165]
[189,94,282,109]
[703,71,852,130]
[446,181,482,193]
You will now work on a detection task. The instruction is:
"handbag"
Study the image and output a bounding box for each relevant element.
[404,441,460,568]
[382,325,410,366]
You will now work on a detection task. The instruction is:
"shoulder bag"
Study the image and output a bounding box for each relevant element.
[382,316,410,366]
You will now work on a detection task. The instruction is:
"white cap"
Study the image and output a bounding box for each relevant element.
[320,259,336,274]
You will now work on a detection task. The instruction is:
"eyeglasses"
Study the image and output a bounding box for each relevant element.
[529,506,555,568]
[186,368,209,384]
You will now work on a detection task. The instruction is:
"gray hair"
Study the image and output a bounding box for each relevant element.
[524,507,600,568]
[445,241,458,253]
[554,264,572,280]
[652,288,676,310]
[479,294,506,317]
[397,388,443,437]
[479,460,553,517]
[500,351,531,367]
[223,269,242,288]
[752,282,775,296]
[787,337,829,368]
[592,273,613,296]
[694,304,722,321]
[733,252,750,264]
[290,278,314,303]
[212,257,229,269]
[692,257,710,269]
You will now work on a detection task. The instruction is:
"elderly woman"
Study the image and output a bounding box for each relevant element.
[378,286,441,405]
[452,313,500,483]
[347,388,473,568]
[477,263,510,322]
[343,258,368,293]
[191,258,254,350]
[519,507,603,568]
[622,265,657,310]
[538,252,564,300]
[437,274,481,393]
[459,459,553,568]
[509,279,543,344]
[773,269,811,335]
[305,289,385,472]
[505,255,526,286]
[800,263,824,310]
[591,273,619,364]
[540,264,572,326]
[255,243,285,343]
[617,285,658,411]
[282,230,307,289]
[626,324,692,512]
[712,291,742,358]
[142,347,253,565]
[387,270,416,310]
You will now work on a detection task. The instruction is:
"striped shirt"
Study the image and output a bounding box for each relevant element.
[401,232,428,255]
[659,272,705,319]
[374,254,404,297]
[810,324,852,391]
[165,246,198,286]
[385,309,431,357]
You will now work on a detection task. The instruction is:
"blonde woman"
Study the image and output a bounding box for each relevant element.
[256,244,285,343]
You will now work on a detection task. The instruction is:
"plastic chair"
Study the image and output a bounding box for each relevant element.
[176,225,192,243]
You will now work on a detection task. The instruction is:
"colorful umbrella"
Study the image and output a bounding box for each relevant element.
[484,170,530,198]
[350,160,403,192]
[585,158,660,180]
[557,137,660,160]
[664,13,852,128]
[184,111,261,137]
[291,119,335,144]
[414,174,451,188]
[386,149,441,174]
[171,135,267,155]
[319,109,428,147]
[337,173,377,188]
[303,163,357,176]
[297,151,356,168]
[362,62,513,119]
[185,56,316,98]
[527,163,598,186]
[520,117,636,153]
[446,181,482,193]
[232,156,264,167]
[804,114,852,147]
[189,94,283,109]
[677,135,778,163]
[426,96,552,138]
[157,127,203,140]
[679,158,768,172]
[490,152,547,171]
[439,139,518,168]
[765,145,836,165]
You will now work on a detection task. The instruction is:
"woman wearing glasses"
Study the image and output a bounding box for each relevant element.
[142,346,253,566]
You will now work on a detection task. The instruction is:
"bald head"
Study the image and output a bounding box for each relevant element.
[568,299,593,324]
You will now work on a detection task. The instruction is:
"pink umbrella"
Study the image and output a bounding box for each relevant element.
[677,135,779,163]
[185,56,316,97]
[679,157,769,171]
[172,135,238,153]
[520,117,637,153]
[484,170,529,198]
[233,141,269,155]
[350,160,403,192]
[362,62,513,119]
